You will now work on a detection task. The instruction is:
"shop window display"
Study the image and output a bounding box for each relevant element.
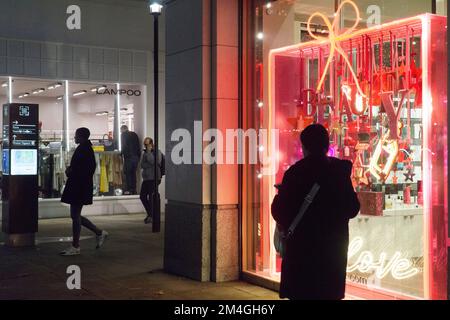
[66,82,145,198]
[0,78,145,200]
[244,0,447,300]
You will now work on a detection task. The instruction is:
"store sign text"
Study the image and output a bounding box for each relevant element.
[97,89,142,97]
[347,237,419,280]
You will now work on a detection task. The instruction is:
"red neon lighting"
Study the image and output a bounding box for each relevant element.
[268,14,447,300]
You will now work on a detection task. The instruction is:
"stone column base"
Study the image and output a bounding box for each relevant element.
[211,204,239,282]
[164,201,211,282]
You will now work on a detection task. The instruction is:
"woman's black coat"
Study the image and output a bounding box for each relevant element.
[61,141,96,205]
[271,155,360,300]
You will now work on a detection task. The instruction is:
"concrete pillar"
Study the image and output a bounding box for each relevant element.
[164,0,239,282]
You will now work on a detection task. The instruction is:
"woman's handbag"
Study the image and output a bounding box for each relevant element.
[274,223,287,258]
[274,183,320,258]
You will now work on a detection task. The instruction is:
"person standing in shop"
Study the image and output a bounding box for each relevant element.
[120,125,141,195]
[271,124,360,300]
[140,137,164,224]
[60,127,108,256]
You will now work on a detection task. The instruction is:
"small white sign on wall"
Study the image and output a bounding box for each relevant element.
[66,5,81,30]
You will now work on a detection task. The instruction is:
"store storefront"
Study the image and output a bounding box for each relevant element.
[0,77,146,217]
[241,0,448,300]
[0,0,165,219]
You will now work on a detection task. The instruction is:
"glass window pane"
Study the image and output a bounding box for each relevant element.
[244,0,447,299]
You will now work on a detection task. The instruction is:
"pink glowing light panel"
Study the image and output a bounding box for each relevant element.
[269,14,447,299]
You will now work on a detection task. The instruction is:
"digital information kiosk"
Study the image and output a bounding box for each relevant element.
[2,103,39,247]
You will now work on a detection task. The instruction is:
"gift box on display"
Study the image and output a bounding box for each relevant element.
[357,191,384,216]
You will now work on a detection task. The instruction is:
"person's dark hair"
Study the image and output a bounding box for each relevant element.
[76,127,90,140]
[300,124,330,155]
[121,125,128,131]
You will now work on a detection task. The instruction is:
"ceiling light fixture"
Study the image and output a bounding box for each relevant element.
[91,85,107,93]
[18,93,30,99]
[48,82,62,90]
[32,88,45,94]
[73,90,87,97]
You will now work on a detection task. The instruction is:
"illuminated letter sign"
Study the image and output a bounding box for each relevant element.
[341,83,369,116]
[347,237,419,280]
[381,90,409,140]
[369,132,399,181]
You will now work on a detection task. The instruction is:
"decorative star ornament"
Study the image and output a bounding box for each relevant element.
[404,169,416,182]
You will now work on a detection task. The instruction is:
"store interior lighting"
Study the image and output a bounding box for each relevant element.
[73,90,87,97]
[47,82,62,90]
[18,93,30,99]
[91,85,107,92]
[32,88,45,94]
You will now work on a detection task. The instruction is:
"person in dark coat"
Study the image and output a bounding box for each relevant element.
[120,125,141,195]
[271,124,360,300]
[60,127,108,256]
[140,137,164,224]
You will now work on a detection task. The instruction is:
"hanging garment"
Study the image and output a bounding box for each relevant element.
[99,154,109,193]
[111,153,123,187]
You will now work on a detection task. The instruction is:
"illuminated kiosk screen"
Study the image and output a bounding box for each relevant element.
[10,149,37,176]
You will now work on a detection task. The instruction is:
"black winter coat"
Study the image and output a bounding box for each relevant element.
[121,131,141,159]
[271,155,360,300]
[61,141,97,205]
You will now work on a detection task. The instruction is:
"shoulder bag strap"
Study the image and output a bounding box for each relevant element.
[286,183,320,239]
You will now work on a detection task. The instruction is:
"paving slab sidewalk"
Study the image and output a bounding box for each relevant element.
[0,214,280,300]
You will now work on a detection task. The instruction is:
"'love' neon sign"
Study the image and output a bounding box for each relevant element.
[347,237,420,280]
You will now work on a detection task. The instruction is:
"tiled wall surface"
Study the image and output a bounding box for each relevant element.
[0,38,148,83]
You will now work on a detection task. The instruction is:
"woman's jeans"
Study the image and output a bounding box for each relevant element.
[70,204,101,248]
[140,180,161,217]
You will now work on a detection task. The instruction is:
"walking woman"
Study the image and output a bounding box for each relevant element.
[60,127,108,256]
[140,137,164,224]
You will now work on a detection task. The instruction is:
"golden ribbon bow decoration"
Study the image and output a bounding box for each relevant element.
[307,0,366,100]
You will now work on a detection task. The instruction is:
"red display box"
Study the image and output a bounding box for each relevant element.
[357,191,384,216]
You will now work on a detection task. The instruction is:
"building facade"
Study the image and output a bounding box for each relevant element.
[164,0,449,300]
[0,0,167,219]
[0,0,448,301]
